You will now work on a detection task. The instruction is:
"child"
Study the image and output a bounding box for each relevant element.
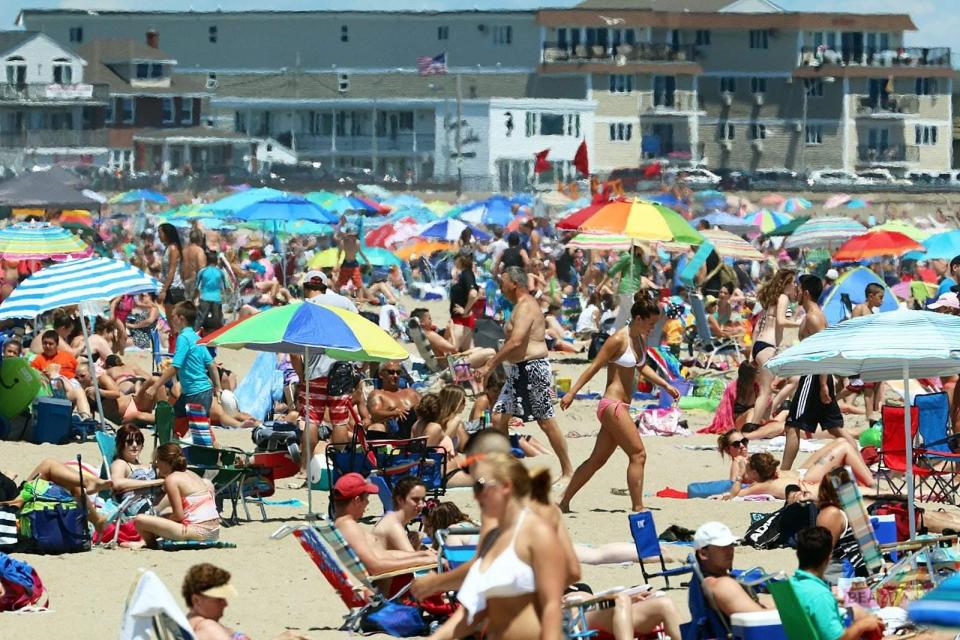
[663,301,685,359]
[195,250,227,333]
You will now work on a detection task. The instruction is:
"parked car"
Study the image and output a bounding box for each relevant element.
[807,169,869,187]
[714,169,750,190]
[906,170,956,187]
[750,169,803,190]
[855,168,911,186]
[664,167,721,187]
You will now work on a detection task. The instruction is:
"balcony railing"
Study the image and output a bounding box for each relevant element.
[856,144,920,164]
[641,141,706,160]
[855,94,920,116]
[0,129,109,148]
[295,133,435,153]
[798,46,951,69]
[639,90,700,113]
[0,83,110,102]
[542,42,698,65]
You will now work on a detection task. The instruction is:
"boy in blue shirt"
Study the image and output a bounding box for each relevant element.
[195,250,227,332]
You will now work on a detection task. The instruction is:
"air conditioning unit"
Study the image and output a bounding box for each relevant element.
[752,139,764,152]
[721,140,733,151]
[721,91,733,106]
[794,122,803,133]
[754,93,764,106]
[205,77,218,90]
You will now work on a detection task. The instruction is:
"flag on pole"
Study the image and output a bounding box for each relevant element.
[533,149,552,174]
[417,52,448,75]
[573,140,589,176]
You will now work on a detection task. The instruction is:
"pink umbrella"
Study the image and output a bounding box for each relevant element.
[760,194,785,206]
[823,194,851,209]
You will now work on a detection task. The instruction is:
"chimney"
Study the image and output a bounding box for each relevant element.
[146,29,159,49]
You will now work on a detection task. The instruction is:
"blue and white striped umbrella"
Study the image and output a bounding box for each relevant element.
[0,257,160,320]
[766,309,960,540]
[784,216,867,249]
[909,572,960,627]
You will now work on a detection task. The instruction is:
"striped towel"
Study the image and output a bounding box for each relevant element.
[186,403,216,447]
[0,506,17,551]
[834,474,884,575]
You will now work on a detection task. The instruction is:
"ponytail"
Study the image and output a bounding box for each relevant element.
[528,468,552,505]
[481,453,552,503]
[630,289,660,320]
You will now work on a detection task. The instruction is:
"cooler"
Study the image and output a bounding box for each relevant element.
[730,610,787,640]
[30,396,72,445]
[870,514,898,560]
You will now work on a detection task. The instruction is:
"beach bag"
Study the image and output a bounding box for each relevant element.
[0,552,47,611]
[0,505,17,552]
[745,501,818,550]
[587,332,608,360]
[693,378,726,402]
[359,601,427,637]
[868,500,925,541]
[0,470,16,501]
[635,407,686,436]
[18,479,90,555]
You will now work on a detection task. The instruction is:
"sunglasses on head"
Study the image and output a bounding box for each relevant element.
[472,477,498,495]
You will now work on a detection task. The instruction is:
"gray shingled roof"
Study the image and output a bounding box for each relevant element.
[0,31,42,58]
[574,0,737,10]
[75,39,176,64]
[77,40,209,96]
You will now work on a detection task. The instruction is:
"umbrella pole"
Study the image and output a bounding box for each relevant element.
[79,311,106,431]
[903,363,916,541]
[304,345,314,519]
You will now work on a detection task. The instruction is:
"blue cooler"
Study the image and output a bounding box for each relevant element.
[731,610,787,640]
[31,396,72,445]
[870,514,898,560]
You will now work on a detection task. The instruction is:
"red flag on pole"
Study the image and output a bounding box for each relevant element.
[573,140,589,176]
[533,148,552,174]
[642,161,662,178]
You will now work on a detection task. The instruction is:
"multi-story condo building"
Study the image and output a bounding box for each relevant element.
[18,2,954,187]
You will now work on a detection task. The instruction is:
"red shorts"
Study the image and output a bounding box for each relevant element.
[451,315,476,330]
[337,265,362,289]
[297,377,353,425]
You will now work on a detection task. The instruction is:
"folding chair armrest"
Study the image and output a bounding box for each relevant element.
[562,584,653,610]
[270,523,308,540]
[368,563,437,581]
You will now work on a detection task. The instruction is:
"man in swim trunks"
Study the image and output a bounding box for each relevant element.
[848,282,887,426]
[694,522,772,619]
[336,223,368,295]
[367,361,420,439]
[476,266,574,481]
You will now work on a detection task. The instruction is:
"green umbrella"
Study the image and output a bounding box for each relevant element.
[763,215,810,238]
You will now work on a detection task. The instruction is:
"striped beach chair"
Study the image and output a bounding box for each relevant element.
[831,472,885,576]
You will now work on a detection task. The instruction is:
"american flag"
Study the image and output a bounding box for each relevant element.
[417,52,448,76]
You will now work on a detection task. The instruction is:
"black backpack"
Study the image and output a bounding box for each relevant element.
[745,501,819,550]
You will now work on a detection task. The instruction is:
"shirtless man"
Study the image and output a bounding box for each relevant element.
[847,282,887,425]
[181,227,207,301]
[409,308,495,369]
[475,266,574,481]
[782,275,858,471]
[367,361,420,438]
[694,522,773,621]
[332,473,436,579]
[336,223,368,296]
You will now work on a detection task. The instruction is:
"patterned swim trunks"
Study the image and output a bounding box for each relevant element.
[493,358,556,422]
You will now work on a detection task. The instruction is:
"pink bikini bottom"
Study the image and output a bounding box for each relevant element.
[597,397,631,421]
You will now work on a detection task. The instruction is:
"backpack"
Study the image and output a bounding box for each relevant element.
[17,478,90,554]
[328,362,362,397]
[703,260,739,290]
[867,499,926,541]
[745,501,819,550]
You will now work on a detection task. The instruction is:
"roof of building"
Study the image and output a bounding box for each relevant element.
[537,9,916,30]
[76,40,209,96]
[0,31,41,57]
[19,8,536,19]
[574,0,738,10]
[133,126,252,143]
[75,39,176,64]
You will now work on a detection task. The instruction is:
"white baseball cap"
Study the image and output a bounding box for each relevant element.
[928,292,960,310]
[693,521,739,550]
[825,268,839,281]
[302,270,329,286]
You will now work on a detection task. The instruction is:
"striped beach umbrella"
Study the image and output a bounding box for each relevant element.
[580,199,702,244]
[109,189,170,205]
[832,231,924,262]
[779,197,811,213]
[748,209,793,234]
[0,222,90,261]
[823,194,851,210]
[566,232,631,251]
[784,217,867,249]
[699,229,764,260]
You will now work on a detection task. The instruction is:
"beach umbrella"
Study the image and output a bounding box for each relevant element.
[327,195,388,215]
[748,209,793,234]
[846,199,870,209]
[645,193,686,210]
[158,204,210,219]
[904,230,960,261]
[580,199,703,244]
[890,281,938,302]
[694,190,724,201]
[365,217,420,248]
[868,220,930,243]
[909,572,960,627]
[784,217,867,249]
[458,196,514,227]
[307,246,402,269]
[169,218,235,231]
[233,194,338,224]
[418,218,489,242]
[109,189,170,205]
[357,184,392,200]
[760,194,785,207]
[823,194,851,210]
[276,220,334,236]
[766,310,960,539]
[56,209,95,230]
[304,191,339,208]
[557,201,619,230]
[0,221,90,261]
[565,232,631,251]
[832,231,925,263]
[386,206,437,224]
[698,229,764,260]
[780,197,812,213]
[692,211,757,235]
[763,215,811,237]
[697,196,728,212]
[307,248,342,269]
[424,200,454,216]
[394,240,455,261]
[203,187,287,216]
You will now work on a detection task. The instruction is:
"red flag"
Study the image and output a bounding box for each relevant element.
[573,140,589,176]
[642,161,662,178]
[533,148,552,174]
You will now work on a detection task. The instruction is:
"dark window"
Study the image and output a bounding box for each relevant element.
[69,27,83,43]
[539,113,564,136]
[150,63,163,78]
[695,30,710,46]
[438,26,449,40]
[135,63,149,79]
[209,26,218,43]
[751,77,767,94]
[749,30,768,49]
[720,77,736,93]
[341,25,349,42]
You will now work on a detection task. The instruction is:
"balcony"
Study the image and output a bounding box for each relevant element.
[0,129,109,148]
[799,46,951,69]
[295,133,435,154]
[0,83,110,103]
[642,141,705,161]
[639,90,701,114]
[855,94,920,117]
[541,42,699,66]
[856,144,920,164]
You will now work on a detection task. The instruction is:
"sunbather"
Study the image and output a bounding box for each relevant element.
[110,425,164,509]
[373,476,427,552]
[409,308,495,369]
[79,363,159,426]
[0,457,109,532]
[694,521,772,619]
[733,441,875,500]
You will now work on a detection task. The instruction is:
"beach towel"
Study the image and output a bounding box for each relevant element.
[186,404,216,447]
[0,552,47,611]
[235,351,281,421]
[655,487,688,499]
[700,380,736,434]
[636,407,688,436]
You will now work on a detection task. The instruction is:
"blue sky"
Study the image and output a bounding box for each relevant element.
[1,0,956,58]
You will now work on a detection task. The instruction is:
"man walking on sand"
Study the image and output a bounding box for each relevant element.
[782,275,858,471]
[476,266,574,481]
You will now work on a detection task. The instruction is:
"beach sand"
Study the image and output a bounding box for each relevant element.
[2,294,955,639]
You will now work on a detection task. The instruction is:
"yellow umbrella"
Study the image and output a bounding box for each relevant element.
[579,199,702,243]
[868,220,931,242]
[308,248,342,269]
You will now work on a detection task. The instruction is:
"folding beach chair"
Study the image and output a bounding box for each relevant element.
[406,318,444,376]
[830,471,885,576]
[767,580,823,640]
[629,511,692,589]
[434,525,480,572]
[682,558,735,640]
[878,405,953,503]
[689,294,741,369]
[95,430,145,546]
[447,354,482,397]
[120,570,196,640]
[271,521,441,632]
[914,392,960,503]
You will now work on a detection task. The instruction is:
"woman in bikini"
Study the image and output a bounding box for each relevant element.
[751,269,800,422]
[731,442,875,500]
[110,425,165,521]
[559,294,680,513]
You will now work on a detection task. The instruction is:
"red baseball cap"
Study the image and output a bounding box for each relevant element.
[333,473,379,500]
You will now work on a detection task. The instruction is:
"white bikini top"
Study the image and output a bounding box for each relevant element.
[457,509,536,623]
[612,337,646,369]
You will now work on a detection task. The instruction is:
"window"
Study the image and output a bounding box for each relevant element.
[136,63,149,79]
[718,123,734,141]
[750,124,767,140]
[609,74,633,94]
[150,63,163,79]
[438,26,449,40]
[566,113,580,137]
[338,73,350,92]
[341,25,349,42]
[750,77,767,94]
[749,30,768,49]
[804,78,823,97]
[6,56,26,86]
[120,97,134,124]
[608,122,633,141]
[105,99,115,124]
[866,31,889,52]
[720,77,736,94]
[525,112,535,136]
[695,30,711,46]
[915,78,939,96]
[208,25,218,43]
[805,124,823,145]
[539,113,565,136]
[69,27,83,43]
[161,97,174,123]
[52,59,72,84]
[493,25,512,45]
[180,98,193,124]
[915,125,938,145]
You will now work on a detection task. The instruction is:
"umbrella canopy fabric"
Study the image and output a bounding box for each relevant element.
[763,215,810,237]
[383,194,424,209]
[846,199,869,209]
[418,219,490,242]
[308,246,402,268]
[110,189,170,205]
[645,193,686,210]
[890,280,938,302]
[908,572,960,627]
[203,187,287,216]
[233,195,339,224]
[748,209,793,234]
[56,209,94,229]
[692,211,756,235]
[0,222,90,261]
[458,197,514,227]
[566,232,631,251]
[779,197,812,213]
[869,220,930,242]
[823,194,851,209]
[557,201,617,230]
[159,204,209,219]
[699,229,764,260]
[832,231,925,262]
[694,190,724,201]
[0,257,159,320]
[905,230,960,261]
[304,191,339,208]
[784,217,868,249]
[200,302,408,361]
[580,199,702,244]
[327,195,385,214]
[394,241,455,260]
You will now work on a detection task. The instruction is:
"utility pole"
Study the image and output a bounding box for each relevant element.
[455,73,463,196]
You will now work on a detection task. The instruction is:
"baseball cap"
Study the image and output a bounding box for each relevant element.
[693,521,739,550]
[200,583,238,599]
[825,268,839,281]
[302,270,329,286]
[704,294,719,307]
[928,292,960,310]
[333,472,379,500]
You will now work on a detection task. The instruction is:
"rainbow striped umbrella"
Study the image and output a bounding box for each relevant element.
[869,220,931,242]
[566,232,631,251]
[580,199,702,244]
[780,197,812,213]
[748,209,792,234]
[784,217,867,249]
[699,229,764,260]
[0,222,90,261]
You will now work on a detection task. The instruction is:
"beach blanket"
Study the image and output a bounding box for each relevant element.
[678,437,826,454]
[700,379,736,434]
[235,351,281,420]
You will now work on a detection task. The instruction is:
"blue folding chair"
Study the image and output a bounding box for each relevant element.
[435,526,479,571]
[628,511,692,589]
[682,558,733,640]
[914,392,960,502]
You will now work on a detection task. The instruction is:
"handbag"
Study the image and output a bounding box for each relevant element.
[21,499,90,555]
[359,601,427,637]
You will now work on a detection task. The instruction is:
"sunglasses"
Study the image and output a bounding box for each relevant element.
[124,436,145,446]
[728,439,748,448]
[382,370,401,376]
[472,477,498,495]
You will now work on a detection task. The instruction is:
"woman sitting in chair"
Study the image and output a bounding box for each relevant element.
[110,425,165,514]
[133,443,220,547]
[374,476,427,552]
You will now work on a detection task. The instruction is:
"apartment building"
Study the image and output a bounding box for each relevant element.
[537,0,953,176]
[0,31,110,171]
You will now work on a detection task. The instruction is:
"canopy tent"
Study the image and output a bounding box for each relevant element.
[820,266,898,326]
[0,172,103,209]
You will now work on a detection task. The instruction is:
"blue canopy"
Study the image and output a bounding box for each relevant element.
[233,195,338,223]
[459,195,515,227]
[820,266,898,326]
[203,187,286,216]
[904,230,960,261]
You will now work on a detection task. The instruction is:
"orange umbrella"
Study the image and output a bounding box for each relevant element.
[394,241,455,261]
[832,231,924,262]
